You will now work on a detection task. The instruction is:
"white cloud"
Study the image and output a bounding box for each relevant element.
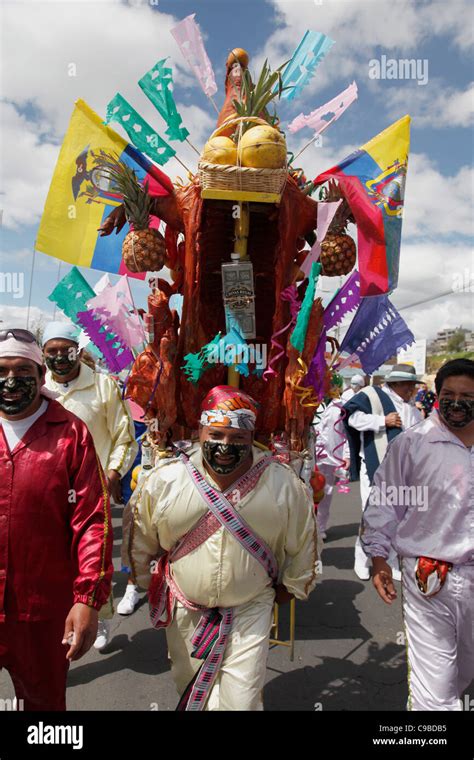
[1,1,195,136]
[250,0,473,108]
[0,304,54,329]
[403,154,473,239]
[386,82,474,129]
[0,0,219,229]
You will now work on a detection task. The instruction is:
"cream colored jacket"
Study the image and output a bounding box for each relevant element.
[128,444,318,609]
[45,363,138,477]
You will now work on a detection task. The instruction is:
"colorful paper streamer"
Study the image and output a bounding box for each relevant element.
[279,30,335,102]
[171,14,218,98]
[138,59,190,143]
[105,93,176,166]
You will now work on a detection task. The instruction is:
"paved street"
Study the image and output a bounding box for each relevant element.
[1,483,472,711]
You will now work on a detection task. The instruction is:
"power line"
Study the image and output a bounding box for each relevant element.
[396,288,470,312]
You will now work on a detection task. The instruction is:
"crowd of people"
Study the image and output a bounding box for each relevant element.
[0,324,472,712]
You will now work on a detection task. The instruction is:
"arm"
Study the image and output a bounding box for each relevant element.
[63,424,113,660]
[349,410,386,432]
[102,378,139,501]
[127,471,164,590]
[279,472,319,601]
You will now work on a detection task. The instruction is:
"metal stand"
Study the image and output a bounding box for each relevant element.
[269,598,296,661]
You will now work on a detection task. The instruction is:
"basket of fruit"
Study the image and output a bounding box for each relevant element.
[199,116,288,196]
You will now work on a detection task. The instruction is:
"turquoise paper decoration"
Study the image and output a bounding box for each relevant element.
[139,58,190,143]
[105,93,176,166]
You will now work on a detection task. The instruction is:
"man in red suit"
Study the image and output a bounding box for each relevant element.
[0,328,113,710]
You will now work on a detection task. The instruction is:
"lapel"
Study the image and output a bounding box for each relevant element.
[9,400,70,456]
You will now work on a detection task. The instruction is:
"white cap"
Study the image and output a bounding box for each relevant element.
[351,374,365,387]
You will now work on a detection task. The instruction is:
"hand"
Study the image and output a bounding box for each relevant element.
[62,603,98,661]
[106,469,123,504]
[385,412,402,428]
[98,205,126,236]
[342,459,350,470]
[372,557,397,604]
[274,584,294,605]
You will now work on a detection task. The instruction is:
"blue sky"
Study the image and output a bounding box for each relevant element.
[1,0,473,344]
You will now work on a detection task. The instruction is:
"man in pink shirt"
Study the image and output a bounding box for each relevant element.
[362,358,474,710]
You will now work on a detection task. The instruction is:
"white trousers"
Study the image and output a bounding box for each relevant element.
[166,587,275,710]
[316,463,338,534]
[401,557,474,710]
[354,460,399,574]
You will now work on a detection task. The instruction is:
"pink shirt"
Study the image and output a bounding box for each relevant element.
[361,410,474,565]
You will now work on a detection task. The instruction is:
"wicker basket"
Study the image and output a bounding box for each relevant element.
[198,116,288,196]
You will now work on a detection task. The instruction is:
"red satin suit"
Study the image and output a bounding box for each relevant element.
[0,399,113,709]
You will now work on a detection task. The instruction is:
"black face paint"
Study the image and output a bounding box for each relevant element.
[45,354,77,376]
[439,398,474,429]
[202,441,251,475]
[0,376,38,415]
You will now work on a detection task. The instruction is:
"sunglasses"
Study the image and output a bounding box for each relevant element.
[0,328,38,344]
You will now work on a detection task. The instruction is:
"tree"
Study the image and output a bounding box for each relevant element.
[446,330,466,353]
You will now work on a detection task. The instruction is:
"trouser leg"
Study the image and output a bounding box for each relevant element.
[166,603,202,697]
[0,616,69,711]
[316,464,337,535]
[355,461,371,572]
[98,592,114,621]
[402,558,472,711]
[208,588,275,711]
[166,588,275,711]
[357,460,400,575]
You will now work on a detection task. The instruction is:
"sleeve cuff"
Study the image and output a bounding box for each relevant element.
[73,593,103,611]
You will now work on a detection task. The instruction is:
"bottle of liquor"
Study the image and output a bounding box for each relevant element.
[221,253,256,339]
[141,435,154,470]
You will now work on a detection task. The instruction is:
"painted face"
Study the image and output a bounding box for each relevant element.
[45,354,78,376]
[44,342,79,377]
[202,440,252,475]
[0,375,38,415]
[439,398,474,429]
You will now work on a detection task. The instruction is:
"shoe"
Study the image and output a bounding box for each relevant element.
[94,620,110,651]
[354,565,370,581]
[117,584,139,615]
[391,568,402,582]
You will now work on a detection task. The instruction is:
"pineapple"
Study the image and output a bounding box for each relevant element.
[319,180,356,277]
[229,59,288,169]
[232,59,287,131]
[92,152,165,273]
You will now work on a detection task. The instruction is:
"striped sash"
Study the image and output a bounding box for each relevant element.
[147,452,278,711]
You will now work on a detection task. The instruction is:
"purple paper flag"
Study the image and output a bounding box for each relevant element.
[304,330,328,402]
[288,81,358,134]
[77,310,134,373]
[338,295,415,374]
[86,275,145,349]
[323,271,361,331]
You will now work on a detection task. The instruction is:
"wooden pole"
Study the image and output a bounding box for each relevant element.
[185,137,201,156]
[227,201,250,388]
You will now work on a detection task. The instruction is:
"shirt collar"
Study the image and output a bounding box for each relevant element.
[47,363,95,393]
[426,409,470,448]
